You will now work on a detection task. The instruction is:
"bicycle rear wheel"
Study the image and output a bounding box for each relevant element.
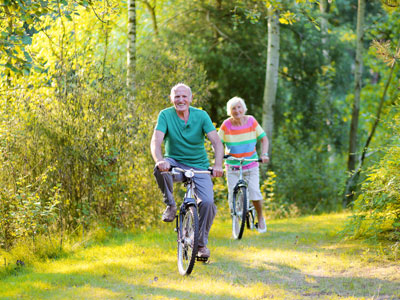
[177,205,199,275]
[232,186,247,239]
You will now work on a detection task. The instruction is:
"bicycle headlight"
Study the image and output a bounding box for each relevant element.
[185,170,195,178]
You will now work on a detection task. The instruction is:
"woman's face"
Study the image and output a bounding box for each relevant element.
[231,102,245,119]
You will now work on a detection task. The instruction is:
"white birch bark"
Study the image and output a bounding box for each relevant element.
[262,6,280,153]
[127,0,136,99]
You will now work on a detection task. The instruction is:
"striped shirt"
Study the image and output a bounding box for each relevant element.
[218,116,266,169]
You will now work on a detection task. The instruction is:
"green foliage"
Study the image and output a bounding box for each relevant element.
[0,2,210,251]
[344,110,400,243]
[272,135,345,214]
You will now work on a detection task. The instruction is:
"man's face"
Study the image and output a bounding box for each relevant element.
[171,86,192,113]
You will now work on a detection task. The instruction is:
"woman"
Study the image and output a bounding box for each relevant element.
[218,97,269,233]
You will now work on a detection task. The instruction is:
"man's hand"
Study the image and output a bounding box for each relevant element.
[212,165,223,177]
[156,160,170,172]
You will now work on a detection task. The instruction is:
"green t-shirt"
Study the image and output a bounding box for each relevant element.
[155,106,216,170]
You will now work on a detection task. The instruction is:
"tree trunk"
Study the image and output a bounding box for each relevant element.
[262,6,280,155]
[344,0,365,205]
[127,0,136,99]
[319,0,329,62]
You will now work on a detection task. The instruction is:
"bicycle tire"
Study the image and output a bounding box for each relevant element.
[232,186,247,239]
[177,205,199,275]
[247,206,256,230]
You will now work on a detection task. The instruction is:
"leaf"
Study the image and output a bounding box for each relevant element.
[22,35,32,45]
[24,51,33,62]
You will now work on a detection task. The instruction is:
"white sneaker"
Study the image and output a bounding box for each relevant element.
[257,218,267,233]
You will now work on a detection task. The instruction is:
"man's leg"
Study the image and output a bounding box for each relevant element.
[153,158,183,221]
[194,173,216,248]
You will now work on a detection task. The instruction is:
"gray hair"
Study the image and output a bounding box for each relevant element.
[226,96,247,116]
[170,83,192,98]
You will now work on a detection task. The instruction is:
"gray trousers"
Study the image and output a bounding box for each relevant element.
[153,158,216,247]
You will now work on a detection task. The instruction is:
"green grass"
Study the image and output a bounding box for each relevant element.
[0,211,399,300]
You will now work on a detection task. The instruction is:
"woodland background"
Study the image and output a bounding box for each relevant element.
[0,0,399,260]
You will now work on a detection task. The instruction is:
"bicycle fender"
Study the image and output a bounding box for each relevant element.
[183,197,196,206]
[233,180,247,193]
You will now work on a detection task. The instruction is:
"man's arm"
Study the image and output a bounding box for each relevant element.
[207,130,224,177]
[150,129,170,171]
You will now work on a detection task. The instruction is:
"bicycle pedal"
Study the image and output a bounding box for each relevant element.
[196,256,209,262]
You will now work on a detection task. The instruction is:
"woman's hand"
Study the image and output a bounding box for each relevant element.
[261,154,269,164]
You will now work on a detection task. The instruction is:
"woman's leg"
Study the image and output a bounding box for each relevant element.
[245,167,267,232]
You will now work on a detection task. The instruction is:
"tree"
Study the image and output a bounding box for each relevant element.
[344,0,366,205]
[127,0,136,98]
[262,4,280,153]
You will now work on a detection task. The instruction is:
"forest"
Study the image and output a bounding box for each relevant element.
[0,0,399,263]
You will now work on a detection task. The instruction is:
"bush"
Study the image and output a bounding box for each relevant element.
[345,140,400,243]
[271,135,345,215]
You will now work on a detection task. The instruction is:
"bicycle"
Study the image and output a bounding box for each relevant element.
[163,166,212,276]
[224,155,263,240]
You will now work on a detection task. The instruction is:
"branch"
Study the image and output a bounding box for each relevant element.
[89,2,107,24]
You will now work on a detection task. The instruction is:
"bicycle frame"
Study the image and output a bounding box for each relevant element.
[165,166,212,275]
[225,155,262,237]
[228,157,261,213]
[175,175,197,232]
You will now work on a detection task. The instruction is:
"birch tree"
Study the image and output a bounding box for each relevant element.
[127,0,136,99]
[261,4,280,153]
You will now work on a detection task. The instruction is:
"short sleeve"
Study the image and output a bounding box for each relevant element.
[217,121,226,143]
[155,110,167,133]
[252,117,266,140]
[202,111,216,134]
[218,128,225,142]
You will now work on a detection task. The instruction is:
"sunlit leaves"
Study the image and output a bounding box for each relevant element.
[371,39,400,68]
[279,11,296,25]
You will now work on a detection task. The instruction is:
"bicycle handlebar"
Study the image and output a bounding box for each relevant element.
[224,155,263,163]
[169,166,212,174]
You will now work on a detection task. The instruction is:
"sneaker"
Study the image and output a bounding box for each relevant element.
[162,205,177,222]
[197,246,210,258]
[257,218,267,233]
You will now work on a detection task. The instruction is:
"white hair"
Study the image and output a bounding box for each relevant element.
[170,83,192,98]
[226,96,247,116]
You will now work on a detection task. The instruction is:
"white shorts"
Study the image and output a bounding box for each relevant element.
[226,166,263,203]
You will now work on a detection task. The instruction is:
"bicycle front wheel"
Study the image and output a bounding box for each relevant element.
[232,186,247,239]
[247,206,256,230]
[177,205,199,275]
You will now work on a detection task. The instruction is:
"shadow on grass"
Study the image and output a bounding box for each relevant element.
[207,255,400,299]
[0,268,245,300]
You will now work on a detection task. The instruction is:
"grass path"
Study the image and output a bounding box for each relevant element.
[1,212,399,299]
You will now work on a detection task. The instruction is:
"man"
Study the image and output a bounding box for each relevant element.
[150,83,224,258]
